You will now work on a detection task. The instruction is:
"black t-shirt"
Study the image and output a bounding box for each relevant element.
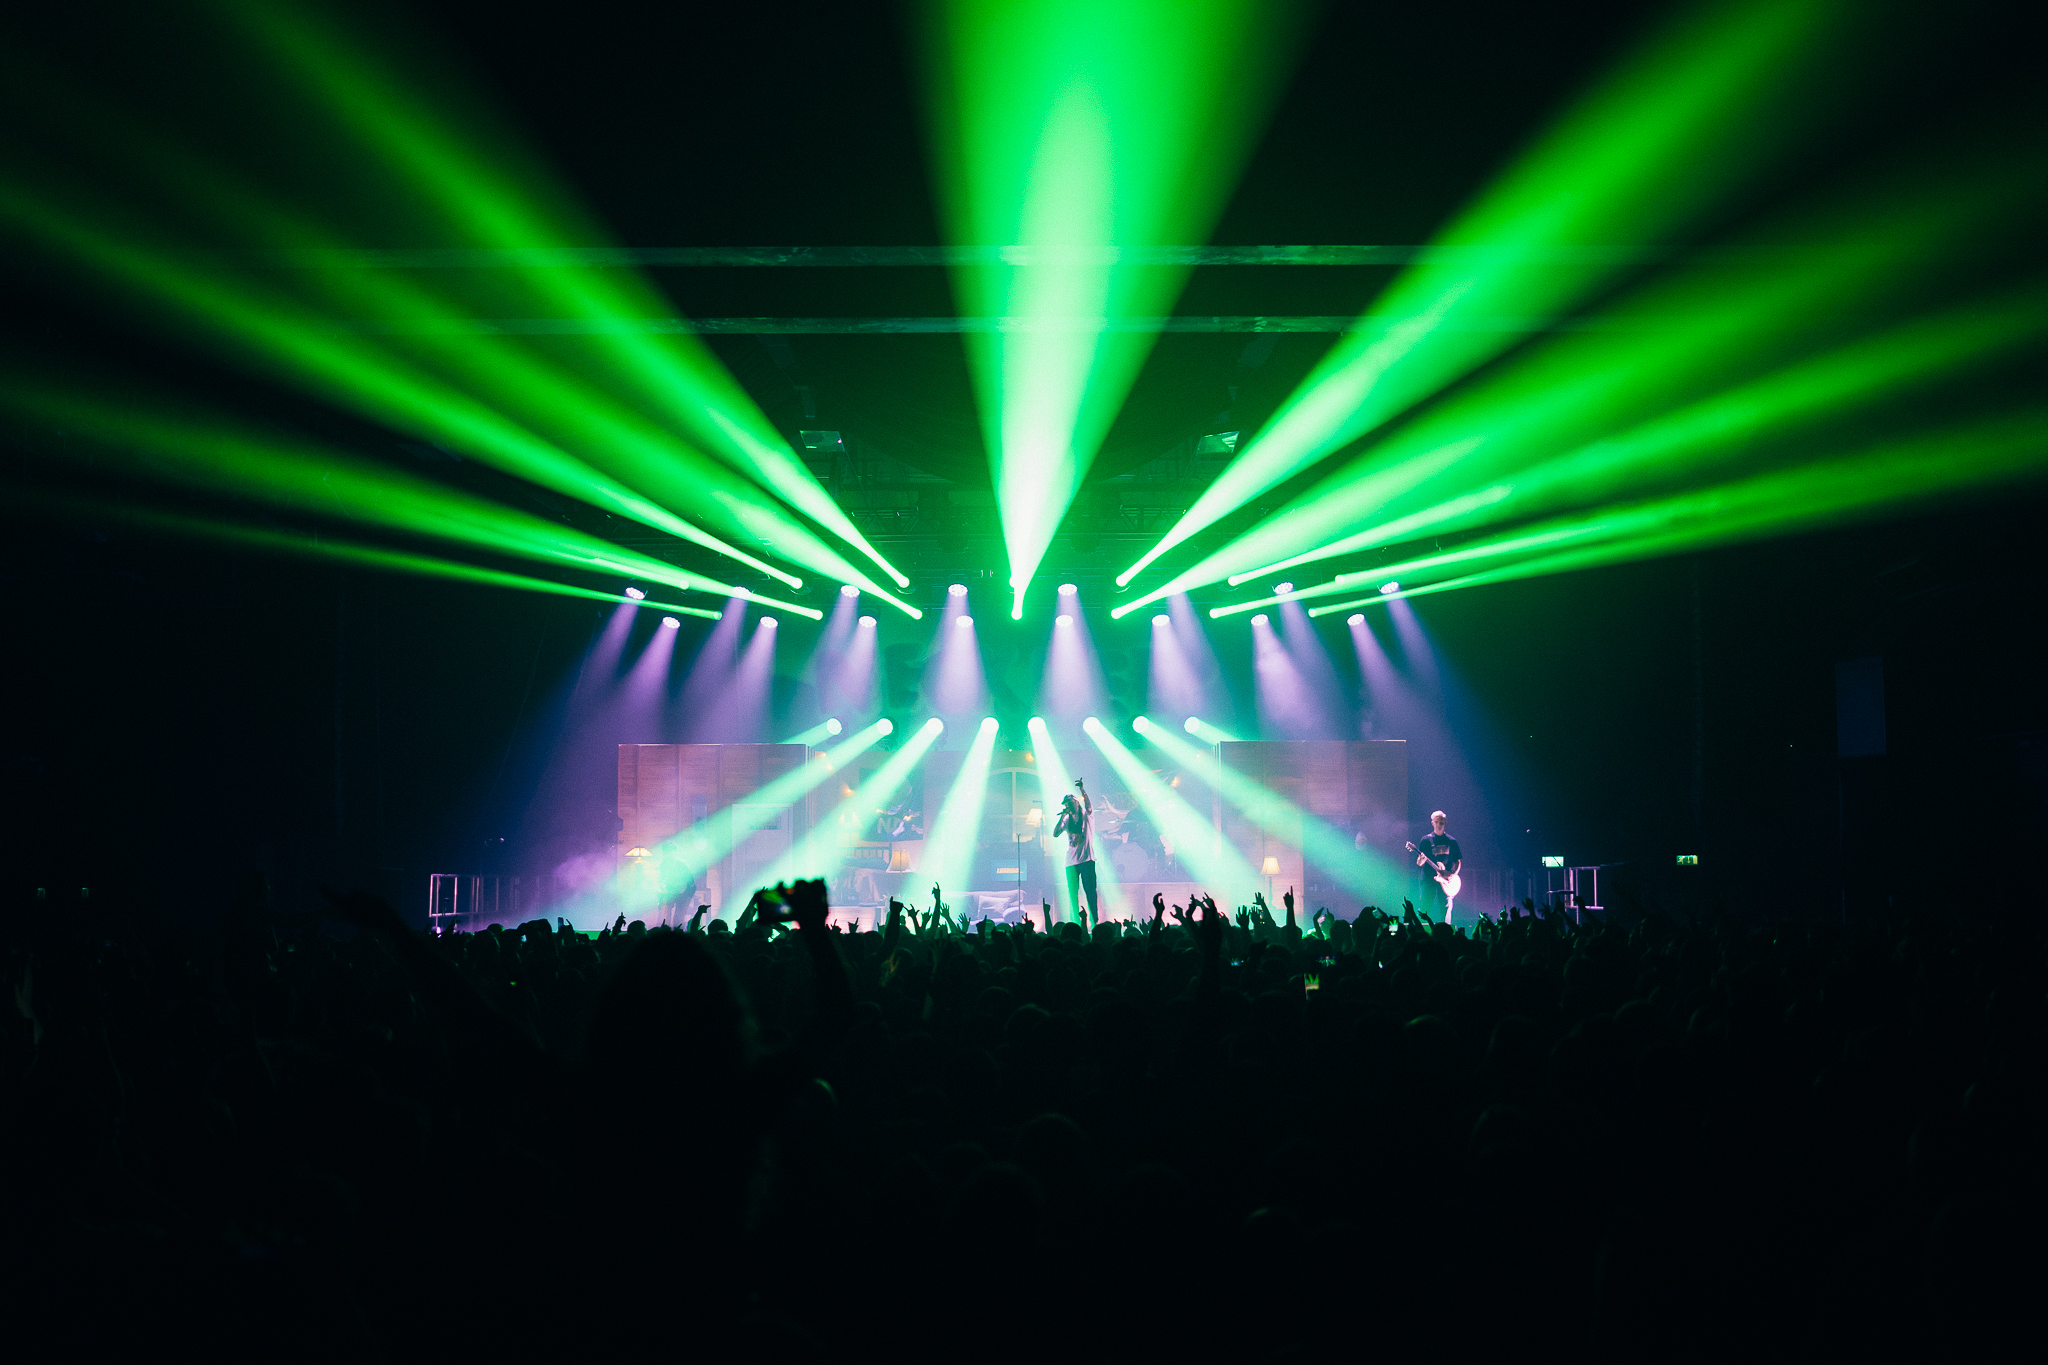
[1416,833,1461,878]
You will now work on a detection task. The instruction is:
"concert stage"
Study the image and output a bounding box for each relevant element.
[617,737,1409,923]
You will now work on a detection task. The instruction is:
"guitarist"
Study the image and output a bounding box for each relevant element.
[1412,810,1462,922]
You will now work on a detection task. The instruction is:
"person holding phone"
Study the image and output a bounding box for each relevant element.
[1054,777,1098,930]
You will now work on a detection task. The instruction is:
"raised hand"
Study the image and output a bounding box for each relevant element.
[1283,887,1295,915]
[1152,892,1166,919]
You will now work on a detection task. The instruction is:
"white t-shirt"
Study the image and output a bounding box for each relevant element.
[1064,802,1094,866]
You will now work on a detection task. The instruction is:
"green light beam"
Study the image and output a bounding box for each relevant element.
[0,90,924,616]
[920,0,1306,616]
[787,719,947,887]
[1301,411,2048,615]
[230,0,910,589]
[1184,717,1239,745]
[0,184,814,590]
[1114,148,2033,616]
[0,380,820,617]
[922,717,1002,912]
[1081,716,1260,897]
[1133,716,1407,907]
[1118,0,1847,587]
[9,487,726,618]
[1235,282,2048,585]
[781,719,846,746]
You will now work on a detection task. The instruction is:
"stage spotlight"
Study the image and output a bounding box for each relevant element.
[1251,614,1268,625]
[980,716,999,732]
[1056,615,1073,628]
[949,583,968,597]
[1058,583,1077,596]
[1184,716,1199,734]
[1082,716,1103,734]
[624,586,645,600]
[1381,582,1400,594]
[1133,715,1151,732]
[1153,614,1170,627]
[1348,613,1366,625]
[1275,582,1293,594]
[841,585,859,598]
[878,718,895,735]
[761,617,778,629]
[826,718,842,735]
[957,616,974,628]
[859,615,876,628]
[660,616,680,629]
[922,717,945,735]
[1028,715,1048,733]
[1011,606,1023,620]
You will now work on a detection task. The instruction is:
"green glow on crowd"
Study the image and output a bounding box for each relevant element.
[1133,716,1406,906]
[921,718,1002,913]
[1119,151,2031,615]
[1301,411,2048,615]
[228,0,911,590]
[0,381,821,617]
[1118,0,1845,589]
[1082,716,1258,895]
[920,0,1303,616]
[787,718,947,885]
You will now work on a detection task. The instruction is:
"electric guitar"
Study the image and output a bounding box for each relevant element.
[1405,841,1462,911]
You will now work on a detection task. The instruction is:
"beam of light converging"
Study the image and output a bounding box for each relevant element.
[0,185,825,593]
[222,0,908,591]
[1184,716,1239,745]
[1118,0,1849,588]
[675,599,749,740]
[926,585,990,721]
[1036,585,1109,744]
[1026,715,1127,923]
[782,719,844,746]
[1117,146,2039,615]
[0,82,927,618]
[923,717,1002,909]
[0,378,823,618]
[1133,716,1407,909]
[789,718,946,886]
[918,0,1307,617]
[584,719,899,923]
[1302,410,2048,616]
[1249,613,1331,740]
[8,486,726,621]
[700,615,779,744]
[1082,716,1258,898]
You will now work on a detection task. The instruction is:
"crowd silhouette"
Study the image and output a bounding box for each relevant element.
[4,872,2039,1358]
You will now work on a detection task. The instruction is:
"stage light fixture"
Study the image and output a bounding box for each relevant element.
[1251,614,1268,625]
[1028,716,1047,732]
[661,616,680,629]
[981,716,999,732]
[841,585,860,598]
[923,717,946,735]
[949,583,969,597]
[1184,717,1199,734]
[878,718,895,735]
[957,616,974,628]
[859,615,876,628]
[1083,716,1103,734]
[1058,583,1077,596]
[1132,715,1150,732]
[624,586,645,600]
[1056,615,1072,628]
[1275,582,1293,594]
[1348,613,1365,625]
[826,718,843,735]
[1011,604,1023,620]
[1153,613,1169,626]
[761,617,778,629]
[1381,582,1400,594]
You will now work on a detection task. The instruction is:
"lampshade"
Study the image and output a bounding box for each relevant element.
[1262,856,1280,875]
[625,847,652,860]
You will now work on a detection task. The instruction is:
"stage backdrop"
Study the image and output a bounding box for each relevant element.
[618,743,819,919]
[1219,740,1409,915]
